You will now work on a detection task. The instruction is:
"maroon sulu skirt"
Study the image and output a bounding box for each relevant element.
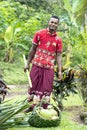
[28,64,54,100]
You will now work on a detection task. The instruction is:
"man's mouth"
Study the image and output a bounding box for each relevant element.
[50,26,56,30]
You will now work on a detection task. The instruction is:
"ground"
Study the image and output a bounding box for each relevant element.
[5,84,85,125]
[64,105,84,124]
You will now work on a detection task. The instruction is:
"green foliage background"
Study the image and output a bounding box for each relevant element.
[0,0,87,83]
[0,1,87,129]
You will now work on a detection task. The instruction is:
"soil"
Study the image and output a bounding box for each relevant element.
[5,84,85,125]
[7,84,28,97]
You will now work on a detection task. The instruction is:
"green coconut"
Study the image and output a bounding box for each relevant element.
[28,105,61,127]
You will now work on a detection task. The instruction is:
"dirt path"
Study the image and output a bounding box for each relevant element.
[7,84,28,97]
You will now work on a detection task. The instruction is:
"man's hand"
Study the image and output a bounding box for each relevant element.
[24,65,30,72]
[58,72,62,81]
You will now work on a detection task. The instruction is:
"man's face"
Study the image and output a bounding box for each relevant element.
[48,18,59,31]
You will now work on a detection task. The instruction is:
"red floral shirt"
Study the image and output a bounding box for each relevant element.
[32,28,62,69]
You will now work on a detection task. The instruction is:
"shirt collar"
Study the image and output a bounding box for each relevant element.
[46,28,57,36]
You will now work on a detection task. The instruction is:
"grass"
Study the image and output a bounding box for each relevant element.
[0,58,28,84]
[63,93,83,106]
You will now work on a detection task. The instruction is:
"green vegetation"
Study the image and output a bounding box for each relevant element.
[0,0,87,129]
[0,91,87,130]
[0,59,28,84]
[1,94,87,130]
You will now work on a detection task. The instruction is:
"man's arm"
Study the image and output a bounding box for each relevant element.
[56,52,62,80]
[24,44,37,72]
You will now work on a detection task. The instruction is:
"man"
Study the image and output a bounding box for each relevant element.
[24,15,63,112]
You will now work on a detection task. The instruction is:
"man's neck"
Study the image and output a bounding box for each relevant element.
[47,28,57,36]
[49,30,55,34]
[49,29,56,34]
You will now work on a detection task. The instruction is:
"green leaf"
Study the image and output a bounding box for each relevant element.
[4,25,13,44]
[16,43,29,50]
[72,0,85,13]
[0,99,28,125]
[63,0,72,13]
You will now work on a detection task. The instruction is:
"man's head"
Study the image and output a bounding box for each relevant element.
[48,15,59,33]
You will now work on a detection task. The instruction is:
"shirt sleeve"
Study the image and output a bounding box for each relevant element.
[56,38,63,53]
[32,31,40,45]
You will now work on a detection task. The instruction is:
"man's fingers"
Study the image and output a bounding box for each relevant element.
[24,66,29,72]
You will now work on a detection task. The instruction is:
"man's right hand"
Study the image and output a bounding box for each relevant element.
[24,65,30,72]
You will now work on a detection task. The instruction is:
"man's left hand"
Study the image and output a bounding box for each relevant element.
[58,72,62,81]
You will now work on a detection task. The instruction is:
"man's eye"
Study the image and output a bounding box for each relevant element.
[51,21,57,24]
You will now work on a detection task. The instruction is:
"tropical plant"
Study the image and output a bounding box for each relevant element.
[14,0,53,12]
[0,0,51,61]
[61,0,87,67]
[76,65,87,105]
[0,80,9,103]
[52,67,78,110]
[75,64,87,124]
[0,99,29,129]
